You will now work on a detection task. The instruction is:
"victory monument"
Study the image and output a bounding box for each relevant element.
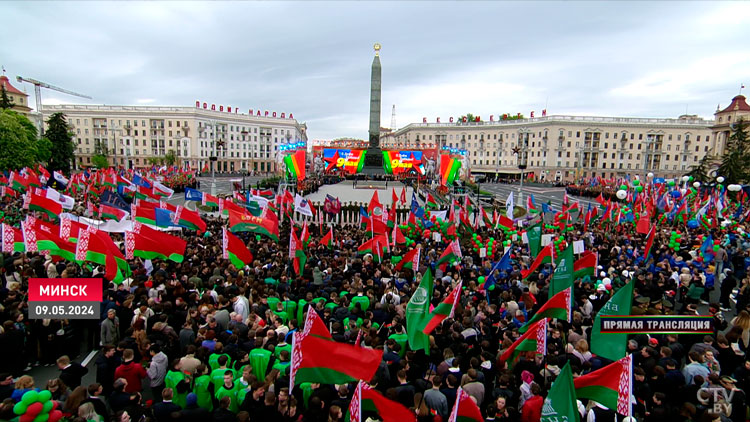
[362,43,384,174]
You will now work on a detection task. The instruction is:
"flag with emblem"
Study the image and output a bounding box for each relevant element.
[541,362,580,422]
[125,222,186,263]
[26,192,62,220]
[425,193,438,210]
[406,268,434,354]
[294,193,314,217]
[520,242,554,279]
[174,206,206,233]
[1,224,25,253]
[227,208,279,241]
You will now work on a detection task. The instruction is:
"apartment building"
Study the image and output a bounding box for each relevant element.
[41,104,308,173]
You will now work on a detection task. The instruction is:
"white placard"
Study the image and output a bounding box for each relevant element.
[505,246,511,254]
[522,232,529,244]
[512,234,518,241]
[479,248,487,258]
[573,240,586,254]
[433,232,442,243]
[541,234,553,247]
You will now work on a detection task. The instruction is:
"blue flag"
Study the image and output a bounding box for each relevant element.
[484,248,513,294]
[410,193,425,219]
[185,187,204,201]
[542,202,555,214]
[154,208,176,228]
[132,174,152,189]
[101,189,129,211]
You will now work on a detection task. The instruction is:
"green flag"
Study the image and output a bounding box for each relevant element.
[549,244,575,300]
[541,362,580,422]
[527,222,542,257]
[590,280,635,361]
[406,268,434,354]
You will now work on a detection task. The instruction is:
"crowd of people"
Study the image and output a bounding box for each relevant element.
[1,175,750,422]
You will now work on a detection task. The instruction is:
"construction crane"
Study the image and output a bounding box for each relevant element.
[16,75,92,135]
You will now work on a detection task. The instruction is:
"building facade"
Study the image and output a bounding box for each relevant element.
[41,104,307,173]
[710,95,750,156]
[384,112,720,182]
[0,75,32,115]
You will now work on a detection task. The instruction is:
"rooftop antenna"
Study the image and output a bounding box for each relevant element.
[390,104,397,130]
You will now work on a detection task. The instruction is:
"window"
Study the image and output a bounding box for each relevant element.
[605,133,609,139]
[568,131,572,137]
[666,155,670,161]
[638,144,641,150]
[576,131,580,138]
[677,135,681,141]
[604,143,608,149]
[639,134,643,140]
[566,152,570,158]
[168,121,172,127]
[669,134,672,140]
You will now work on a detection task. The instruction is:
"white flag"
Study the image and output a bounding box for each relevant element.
[294,193,313,217]
[505,192,514,219]
[46,188,76,210]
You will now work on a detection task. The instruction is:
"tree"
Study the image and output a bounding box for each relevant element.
[91,154,109,169]
[0,109,37,170]
[46,112,75,174]
[0,86,15,110]
[686,154,715,183]
[34,137,53,163]
[147,157,163,166]
[164,150,177,167]
[717,118,750,185]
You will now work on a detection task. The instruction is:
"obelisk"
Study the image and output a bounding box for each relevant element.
[363,42,384,172]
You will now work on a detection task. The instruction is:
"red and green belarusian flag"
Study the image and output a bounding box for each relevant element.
[60,218,89,243]
[574,355,633,417]
[574,250,598,280]
[289,225,306,276]
[27,192,62,220]
[643,225,656,261]
[519,287,571,333]
[321,227,334,249]
[357,237,388,262]
[447,387,484,422]
[495,215,514,231]
[289,310,382,390]
[348,380,414,422]
[223,227,254,268]
[425,193,438,210]
[1,224,25,253]
[100,204,128,221]
[202,192,219,208]
[76,228,127,283]
[174,206,206,233]
[22,220,77,262]
[394,247,420,272]
[423,280,462,334]
[227,207,280,241]
[437,240,462,271]
[300,221,311,247]
[520,242,554,279]
[499,317,547,369]
[125,222,186,263]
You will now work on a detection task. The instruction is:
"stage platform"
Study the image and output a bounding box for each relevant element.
[304,181,414,206]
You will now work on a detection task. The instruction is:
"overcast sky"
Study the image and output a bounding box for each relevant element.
[2,1,749,140]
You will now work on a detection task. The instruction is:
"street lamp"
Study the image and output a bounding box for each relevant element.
[207,120,218,196]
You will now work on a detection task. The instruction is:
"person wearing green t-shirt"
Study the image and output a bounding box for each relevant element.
[274,341,291,360]
[193,364,213,411]
[208,350,232,372]
[389,325,408,358]
[164,359,188,409]
[282,300,297,322]
[249,347,272,380]
[210,355,235,393]
[349,294,370,312]
[215,371,240,413]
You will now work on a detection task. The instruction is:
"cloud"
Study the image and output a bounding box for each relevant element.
[1,1,747,140]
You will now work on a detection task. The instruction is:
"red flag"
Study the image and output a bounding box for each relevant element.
[643,225,656,261]
[400,187,406,205]
[391,188,398,205]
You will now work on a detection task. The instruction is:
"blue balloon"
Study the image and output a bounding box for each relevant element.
[687,220,699,229]
[671,190,682,198]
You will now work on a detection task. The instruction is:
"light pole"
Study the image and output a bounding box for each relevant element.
[208,120,217,196]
